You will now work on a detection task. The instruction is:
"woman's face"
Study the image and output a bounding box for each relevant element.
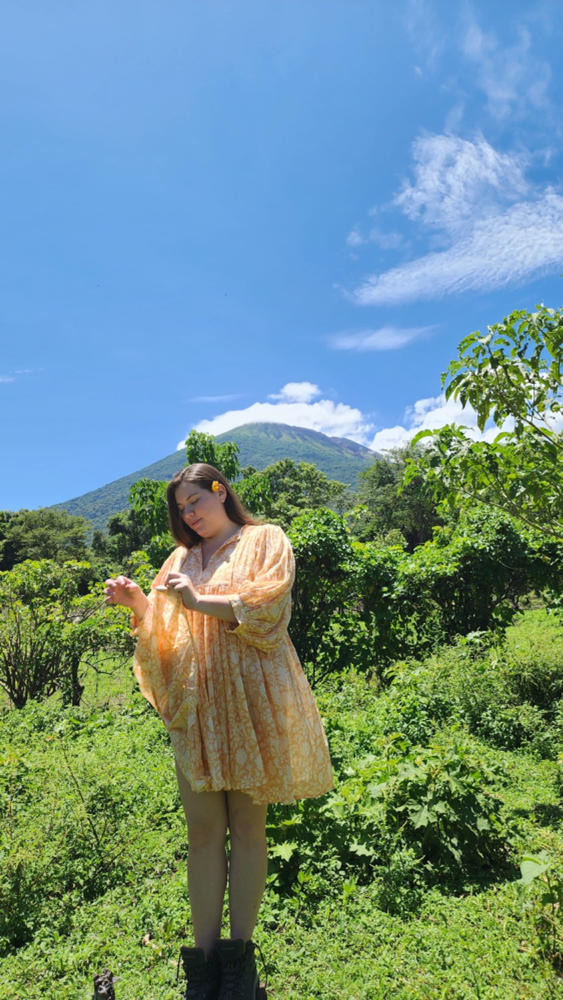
[174,481,231,539]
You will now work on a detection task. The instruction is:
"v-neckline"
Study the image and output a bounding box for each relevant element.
[199,525,245,571]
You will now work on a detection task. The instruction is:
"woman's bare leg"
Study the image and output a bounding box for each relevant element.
[175,763,228,955]
[226,791,268,941]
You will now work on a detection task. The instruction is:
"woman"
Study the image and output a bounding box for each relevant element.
[105,464,333,1000]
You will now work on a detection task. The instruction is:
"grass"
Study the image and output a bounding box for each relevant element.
[0,609,562,999]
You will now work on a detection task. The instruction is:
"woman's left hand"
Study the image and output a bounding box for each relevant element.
[164,571,201,610]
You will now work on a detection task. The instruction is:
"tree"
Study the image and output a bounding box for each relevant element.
[0,508,90,571]
[238,458,350,527]
[354,447,442,550]
[235,467,274,517]
[184,430,241,480]
[0,560,132,708]
[404,305,563,541]
[92,507,153,564]
[128,479,174,565]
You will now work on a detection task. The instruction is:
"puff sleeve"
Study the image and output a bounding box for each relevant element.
[227,524,295,653]
[130,548,198,731]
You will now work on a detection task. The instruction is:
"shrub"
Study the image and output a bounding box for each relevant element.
[0,560,132,708]
[380,738,509,875]
[266,735,511,912]
[288,508,560,686]
[519,853,563,972]
[381,614,563,755]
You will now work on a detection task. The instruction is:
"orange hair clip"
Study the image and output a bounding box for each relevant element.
[211,480,220,492]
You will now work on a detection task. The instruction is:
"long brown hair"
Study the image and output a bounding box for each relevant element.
[167,463,259,548]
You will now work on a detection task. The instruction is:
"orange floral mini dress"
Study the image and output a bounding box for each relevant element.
[132,523,333,805]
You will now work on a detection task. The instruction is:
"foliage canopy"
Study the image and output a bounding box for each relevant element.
[404,305,563,540]
[0,507,90,571]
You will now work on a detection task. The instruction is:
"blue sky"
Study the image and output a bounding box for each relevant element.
[2,0,562,511]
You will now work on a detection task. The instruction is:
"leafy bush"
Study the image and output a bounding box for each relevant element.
[380,739,509,873]
[519,853,563,972]
[287,507,560,686]
[288,509,364,684]
[266,735,511,915]
[503,611,563,710]
[381,612,563,756]
[372,845,425,918]
[0,560,133,708]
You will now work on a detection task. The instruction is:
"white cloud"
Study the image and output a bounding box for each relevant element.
[177,384,374,448]
[368,227,405,251]
[404,0,443,72]
[462,14,551,121]
[354,190,563,306]
[393,134,528,232]
[269,382,321,404]
[370,393,507,452]
[0,376,15,383]
[330,325,434,351]
[189,393,243,404]
[346,227,365,248]
[351,133,563,306]
[347,225,404,251]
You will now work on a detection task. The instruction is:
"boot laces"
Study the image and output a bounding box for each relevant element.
[221,956,243,999]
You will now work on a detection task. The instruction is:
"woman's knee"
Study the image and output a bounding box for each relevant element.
[187,815,227,851]
[227,795,267,847]
[175,765,228,850]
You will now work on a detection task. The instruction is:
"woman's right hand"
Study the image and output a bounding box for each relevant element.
[104,575,143,609]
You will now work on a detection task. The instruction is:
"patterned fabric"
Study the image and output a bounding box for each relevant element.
[132,523,333,804]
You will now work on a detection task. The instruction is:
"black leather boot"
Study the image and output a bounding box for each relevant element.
[215,939,258,1000]
[178,946,221,1000]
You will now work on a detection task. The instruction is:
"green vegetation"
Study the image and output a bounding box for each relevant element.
[405,304,563,541]
[353,446,441,550]
[0,611,561,998]
[0,507,91,571]
[0,560,132,709]
[1,305,561,997]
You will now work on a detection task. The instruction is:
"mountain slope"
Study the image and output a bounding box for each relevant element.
[56,423,375,531]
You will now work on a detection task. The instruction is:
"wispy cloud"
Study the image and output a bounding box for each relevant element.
[1,368,41,383]
[347,227,365,248]
[177,383,373,448]
[189,393,243,404]
[354,190,563,306]
[404,0,443,73]
[351,134,563,306]
[330,326,434,352]
[404,2,554,128]
[393,134,528,232]
[462,11,551,121]
[347,227,405,251]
